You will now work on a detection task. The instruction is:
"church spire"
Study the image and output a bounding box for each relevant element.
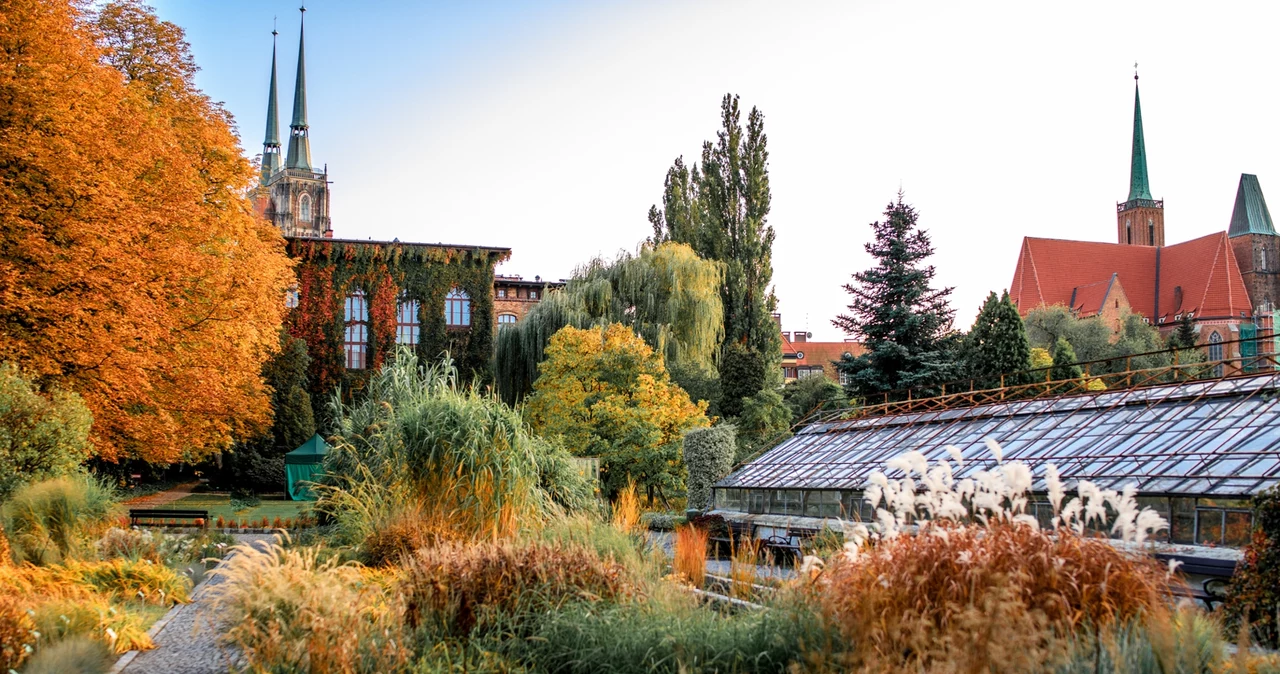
[1127,70,1153,202]
[261,28,282,185]
[285,6,312,171]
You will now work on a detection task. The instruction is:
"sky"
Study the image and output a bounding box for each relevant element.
[150,0,1280,341]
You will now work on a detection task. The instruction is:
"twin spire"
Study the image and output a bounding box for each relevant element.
[1127,70,1153,203]
[262,7,311,185]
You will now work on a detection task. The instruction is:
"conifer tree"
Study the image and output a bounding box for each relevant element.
[1050,336,1083,381]
[1169,314,1199,349]
[965,291,1032,388]
[834,193,956,398]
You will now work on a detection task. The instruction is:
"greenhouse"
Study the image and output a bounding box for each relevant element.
[713,373,1280,548]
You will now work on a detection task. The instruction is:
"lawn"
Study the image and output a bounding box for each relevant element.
[154,493,310,525]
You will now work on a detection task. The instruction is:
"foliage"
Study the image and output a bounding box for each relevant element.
[667,360,722,418]
[1224,484,1280,649]
[717,343,766,418]
[965,291,1032,387]
[835,192,958,398]
[0,563,160,654]
[610,482,643,535]
[1054,610,1225,674]
[525,324,709,501]
[66,558,191,605]
[1029,347,1053,369]
[286,240,507,408]
[495,242,724,403]
[209,538,413,674]
[96,526,234,568]
[0,0,295,462]
[781,375,848,424]
[683,425,737,511]
[2,476,118,565]
[649,94,782,376]
[1025,306,1174,377]
[734,388,792,463]
[0,363,93,499]
[402,540,637,640]
[0,591,35,671]
[20,636,113,674]
[1050,336,1084,380]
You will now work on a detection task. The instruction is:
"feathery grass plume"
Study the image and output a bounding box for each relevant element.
[672,524,708,588]
[208,536,412,673]
[2,475,118,565]
[611,481,642,534]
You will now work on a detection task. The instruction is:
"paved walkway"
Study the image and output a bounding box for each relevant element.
[115,534,273,674]
[122,481,201,507]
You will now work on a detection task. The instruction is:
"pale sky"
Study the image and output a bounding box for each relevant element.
[151,0,1280,341]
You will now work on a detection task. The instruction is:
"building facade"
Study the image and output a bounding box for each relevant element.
[494,275,564,328]
[779,318,865,385]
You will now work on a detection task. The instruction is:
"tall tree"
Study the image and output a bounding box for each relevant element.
[1168,314,1199,349]
[1050,336,1083,381]
[0,0,294,462]
[834,193,957,398]
[650,95,781,374]
[965,291,1032,388]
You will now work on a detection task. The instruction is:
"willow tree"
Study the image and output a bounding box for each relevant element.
[495,242,723,403]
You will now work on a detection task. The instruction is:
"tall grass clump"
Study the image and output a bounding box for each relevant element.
[815,441,1176,672]
[319,350,594,559]
[209,537,412,674]
[673,524,708,588]
[19,636,114,674]
[611,481,642,534]
[2,475,118,565]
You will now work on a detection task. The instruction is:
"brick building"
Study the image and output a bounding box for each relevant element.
[494,275,565,329]
[779,320,866,385]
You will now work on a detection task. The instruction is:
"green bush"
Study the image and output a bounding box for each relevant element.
[0,362,93,499]
[683,425,736,511]
[1224,485,1280,649]
[781,376,847,424]
[2,475,118,565]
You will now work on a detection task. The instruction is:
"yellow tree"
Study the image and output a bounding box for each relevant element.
[0,0,293,462]
[525,324,708,502]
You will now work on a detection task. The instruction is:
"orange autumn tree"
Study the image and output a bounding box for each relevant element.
[525,323,708,503]
[0,0,294,463]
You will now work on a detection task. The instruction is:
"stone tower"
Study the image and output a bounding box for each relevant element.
[1116,73,1164,247]
[259,7,331,238]
[1228,174,1280,312]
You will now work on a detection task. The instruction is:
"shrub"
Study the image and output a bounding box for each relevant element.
[1224,484,1280,649]
[781,375,848,424]
[0,592,36,672]
[402,540,636,640]
[0,362,94,499]
[20,636,113,674]
[683,424,736,511]
[734,388,792,462]
[209,538,412,674]
[672,525,708,588]
[2,475,118,565]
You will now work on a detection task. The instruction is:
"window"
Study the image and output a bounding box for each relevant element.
[783,366,798,379]
[397,298,420,345]
[344,291,367,369]
[838,369,853,388]
[498,313,517,327]
[1209,331,1224,377]
[1148,219,1155,244]
[1126,218,1132,244]
[497,288,507,298]
[298,193,311,224]
[530,290,539,300]
[444,288,471,327]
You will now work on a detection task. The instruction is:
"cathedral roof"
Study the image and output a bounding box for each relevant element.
[1010,232,1250,322]
[1228,174,1277,237]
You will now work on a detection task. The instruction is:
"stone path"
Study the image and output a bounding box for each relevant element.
[114,534,274,674]
[122,481,201,507]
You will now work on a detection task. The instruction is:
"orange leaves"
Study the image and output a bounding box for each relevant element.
[0,0,294,462]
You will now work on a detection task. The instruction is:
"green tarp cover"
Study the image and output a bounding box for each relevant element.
[285,434,329,501]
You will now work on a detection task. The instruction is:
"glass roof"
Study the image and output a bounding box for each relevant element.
[717,373,1280,498]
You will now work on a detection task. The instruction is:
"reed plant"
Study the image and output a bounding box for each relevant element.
[2,475,118,565]
[673,524,708,588]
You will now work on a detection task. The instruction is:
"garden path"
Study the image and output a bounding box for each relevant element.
[114,533,273,674]
[121,481,201,507]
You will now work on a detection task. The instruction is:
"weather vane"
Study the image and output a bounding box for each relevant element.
[272,15,277,36]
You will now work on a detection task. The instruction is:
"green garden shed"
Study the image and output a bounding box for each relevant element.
[285,434,329,501]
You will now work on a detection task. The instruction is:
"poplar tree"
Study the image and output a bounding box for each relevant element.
[966,291,1032,388]
[834,193,957,398]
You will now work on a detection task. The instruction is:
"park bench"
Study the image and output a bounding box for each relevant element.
[128,509,209,529]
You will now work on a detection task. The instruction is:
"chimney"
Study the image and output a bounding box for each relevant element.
[794,332,808,343]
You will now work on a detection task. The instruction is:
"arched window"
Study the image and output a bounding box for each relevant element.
[397,297,420,345]
[1126,218,1132,244]
[1148,219,1155,245]
[298,193,311,224]
[1209,331,1224,377]
[444,288,471,327]
[344,291,367,369]
[497,313,517,327]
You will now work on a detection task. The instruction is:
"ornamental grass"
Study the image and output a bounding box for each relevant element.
[672,524,708,588]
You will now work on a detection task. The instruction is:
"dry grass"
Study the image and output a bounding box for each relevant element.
[0,591,35,671]
[402,539,637,639]
[611,481,642,534]
[819,523,1172,672]
[672,525,708,589]
[0,523,11,567]
[208,537,412,674]
[729,535,762,600]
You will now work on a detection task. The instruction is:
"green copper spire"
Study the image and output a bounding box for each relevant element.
[1127,73,1153,202]
[261,29,282,185]
[1228,174,1277,237]
[285,6,312,171]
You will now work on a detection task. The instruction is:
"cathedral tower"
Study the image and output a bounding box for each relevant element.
[1116,72,1164,246]
[260,7,331,238]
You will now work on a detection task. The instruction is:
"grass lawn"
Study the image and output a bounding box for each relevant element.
[153,493,310,525]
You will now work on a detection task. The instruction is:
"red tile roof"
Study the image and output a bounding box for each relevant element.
[1010,232,1251,321]
[797,341,864,368]
[1067,275,1118,317]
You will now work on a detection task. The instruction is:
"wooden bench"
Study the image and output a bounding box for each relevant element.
[128,509,209,528]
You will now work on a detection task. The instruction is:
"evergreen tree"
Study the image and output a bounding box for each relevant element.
[965,291,1032,388]
[834,192,957,398]
[718,343,766,418]
[1050,336,1083,381]
[650,94,781,376]
[1169,314,1199,349]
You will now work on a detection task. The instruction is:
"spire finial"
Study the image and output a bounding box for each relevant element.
[1134,62,1138,81]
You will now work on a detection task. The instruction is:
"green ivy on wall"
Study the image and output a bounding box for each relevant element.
[285,239,509,413]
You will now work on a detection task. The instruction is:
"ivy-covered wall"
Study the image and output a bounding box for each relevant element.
[284,238,510,414]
